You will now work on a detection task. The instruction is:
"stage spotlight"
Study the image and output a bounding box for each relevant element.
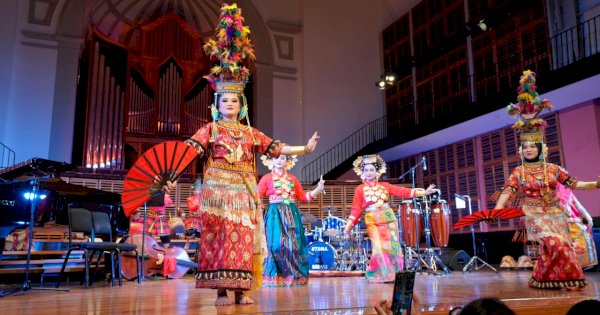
[478,19,488,32]
[376,73,397,90]
[384,73,396,84]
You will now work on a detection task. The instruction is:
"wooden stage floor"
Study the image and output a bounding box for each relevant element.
[1,270,599,314]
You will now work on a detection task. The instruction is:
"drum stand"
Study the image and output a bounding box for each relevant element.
[458,195,497,272]
[412,199,450,275]
[335,224,369,272]
[349,225,369,271]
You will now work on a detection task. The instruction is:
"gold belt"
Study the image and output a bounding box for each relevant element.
[208,159,254,173]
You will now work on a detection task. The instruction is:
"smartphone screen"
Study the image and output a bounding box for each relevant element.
[391,270,416,315]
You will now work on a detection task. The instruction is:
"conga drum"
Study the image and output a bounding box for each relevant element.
[400,200,421,247]
[430,200,451,247]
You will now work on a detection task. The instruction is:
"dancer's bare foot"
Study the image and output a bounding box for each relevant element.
[565,286,584,291]
[215,289,231,306]
[235,290,254,304]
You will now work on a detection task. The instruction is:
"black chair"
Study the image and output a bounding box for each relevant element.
[90,211,140,285]
[56,208,120,288]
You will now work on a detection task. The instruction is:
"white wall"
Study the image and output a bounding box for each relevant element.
[3,1,60,162]
[301,0,392,167]
[49,0,87,163]
[0,0,19,143]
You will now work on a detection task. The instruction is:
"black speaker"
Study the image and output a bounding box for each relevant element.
[440,249,471,271]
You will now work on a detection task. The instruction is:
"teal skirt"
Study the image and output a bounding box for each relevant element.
[262,202,309,287]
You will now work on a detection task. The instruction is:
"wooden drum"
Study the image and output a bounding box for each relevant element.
[400,200,421,247]
[430,200,451,247]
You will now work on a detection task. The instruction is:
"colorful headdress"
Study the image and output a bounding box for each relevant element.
[260,155,298,171]
[353,154,387,180]
[203,3,255,123]
[506,70,553,144]
[507,71,554,205]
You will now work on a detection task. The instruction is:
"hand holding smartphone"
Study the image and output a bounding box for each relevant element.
[391,270,416,315]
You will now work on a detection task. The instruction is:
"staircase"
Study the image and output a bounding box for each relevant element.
[302,116,388,183]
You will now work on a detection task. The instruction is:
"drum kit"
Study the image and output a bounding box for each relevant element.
[303,209,370,272]
[303,190,453,274]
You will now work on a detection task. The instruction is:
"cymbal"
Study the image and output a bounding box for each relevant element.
[301,212,318,223]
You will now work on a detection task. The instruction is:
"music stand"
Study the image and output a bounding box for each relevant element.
[1,173,69,297]
[454,194,496,272]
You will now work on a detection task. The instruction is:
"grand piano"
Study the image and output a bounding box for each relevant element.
[0,158,122,252]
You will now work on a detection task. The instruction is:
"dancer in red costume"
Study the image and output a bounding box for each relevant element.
[494,71,600,290]
[183,4,321,306]
[344,154,435,282]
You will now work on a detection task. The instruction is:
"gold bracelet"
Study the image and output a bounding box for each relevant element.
[288,146,309,155]
[413,188,426,197]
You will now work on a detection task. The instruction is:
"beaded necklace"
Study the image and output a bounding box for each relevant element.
[363,181,388,207]
[272,172,296,205]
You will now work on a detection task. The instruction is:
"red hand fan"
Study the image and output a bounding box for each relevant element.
[453,208,525,230]
[121,141,199,216]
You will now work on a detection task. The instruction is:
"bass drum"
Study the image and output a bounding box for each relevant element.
[307,241,337,270]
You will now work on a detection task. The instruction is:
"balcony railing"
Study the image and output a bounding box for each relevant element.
[551,14,600,69]
[302,116,387,183]
[0,141,16,171]
[302,14,600,184]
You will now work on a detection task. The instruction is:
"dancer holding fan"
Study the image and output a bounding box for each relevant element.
[181,4,320,306]
[493,70,600,290]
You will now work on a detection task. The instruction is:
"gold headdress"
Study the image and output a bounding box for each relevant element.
[203,3,256,141]
[260,155,298,171]
[353,154,387,180]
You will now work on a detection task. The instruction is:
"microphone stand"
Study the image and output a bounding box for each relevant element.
[1,170,69,297]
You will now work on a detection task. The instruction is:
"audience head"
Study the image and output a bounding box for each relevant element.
[566,299,600,315]
[450,297,515,315]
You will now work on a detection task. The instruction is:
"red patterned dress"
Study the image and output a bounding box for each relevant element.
[502,162,586,289]
[186,120,282,290]
[347,181,418,283]
[131,193,173,236]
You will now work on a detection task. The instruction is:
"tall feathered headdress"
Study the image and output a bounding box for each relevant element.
[203,3,257,143]
[203,3,255,94]
[506,70,553,143]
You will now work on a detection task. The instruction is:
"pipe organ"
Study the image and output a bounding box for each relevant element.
[75,13,213,170]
